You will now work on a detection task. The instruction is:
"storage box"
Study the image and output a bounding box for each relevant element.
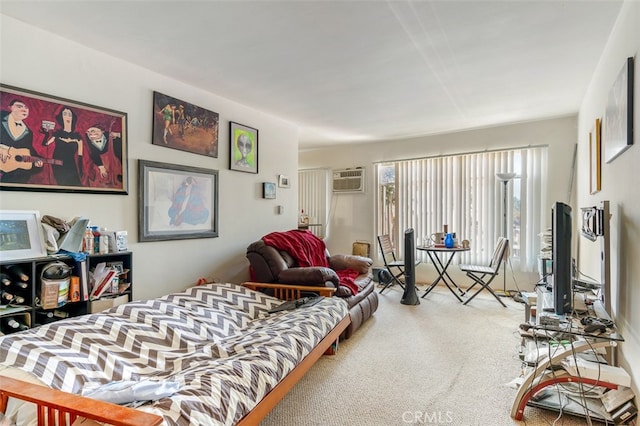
[352,241,371,257]
[40,277,70,309]
[89,294,128,313]
[106,231,129,253]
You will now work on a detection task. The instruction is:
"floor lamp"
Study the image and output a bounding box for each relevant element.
[496,172,516,297]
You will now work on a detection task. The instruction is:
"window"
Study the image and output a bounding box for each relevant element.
[375,147,547,271]
[298,168,330,239]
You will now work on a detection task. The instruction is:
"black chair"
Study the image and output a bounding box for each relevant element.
[377,234,420,294]
[459,237,509,307]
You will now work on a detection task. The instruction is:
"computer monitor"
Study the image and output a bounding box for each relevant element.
[552,202,572,315]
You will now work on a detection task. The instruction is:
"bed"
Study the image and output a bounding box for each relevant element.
[0,282,350,425]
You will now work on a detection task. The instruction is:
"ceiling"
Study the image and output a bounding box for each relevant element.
[1,1,623,149]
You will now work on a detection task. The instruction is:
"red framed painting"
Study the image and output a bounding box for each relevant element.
[0,84,128,194]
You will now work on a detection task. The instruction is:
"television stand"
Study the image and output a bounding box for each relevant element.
[513,295,627,422]
[511,340,620,421]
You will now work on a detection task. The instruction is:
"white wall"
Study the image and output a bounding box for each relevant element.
[577,0,639,393]
[0,16,300,300]
[301,116,577,287]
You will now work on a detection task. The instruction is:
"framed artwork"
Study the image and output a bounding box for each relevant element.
[589,118,601,194]
[229,122,258,173]
[278,175,290,188]
[603,57,634,163]
[263,182,276,199]
[0,84,128,194]
[138,160,218,242]
[152,91,219,158]
[0,210,47,261]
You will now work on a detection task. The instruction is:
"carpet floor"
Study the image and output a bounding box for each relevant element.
[261,284,611,426]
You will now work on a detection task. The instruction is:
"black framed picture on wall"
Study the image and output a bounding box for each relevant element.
[262,182,276,199]
[151,91,219,158]
[138,160,219,242]
[229,121,258,174]
[0,84,128,194]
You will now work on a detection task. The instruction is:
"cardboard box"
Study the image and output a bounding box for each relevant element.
[41,278,69,310]
[104,230,129,253]
[89,294,128,313]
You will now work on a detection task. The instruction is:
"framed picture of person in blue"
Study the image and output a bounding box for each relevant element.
[138,160,218,242]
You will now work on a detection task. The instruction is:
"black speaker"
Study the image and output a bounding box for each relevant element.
[401,228,420,305]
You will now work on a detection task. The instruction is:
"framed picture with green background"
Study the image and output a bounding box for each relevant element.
[229,121,258,174]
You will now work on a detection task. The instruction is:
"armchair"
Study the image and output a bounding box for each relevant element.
[246,230,379,338]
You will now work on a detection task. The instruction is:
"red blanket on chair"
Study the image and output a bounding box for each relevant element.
[262,229,359,295]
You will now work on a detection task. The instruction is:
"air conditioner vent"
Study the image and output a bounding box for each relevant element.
[332,168,365,193]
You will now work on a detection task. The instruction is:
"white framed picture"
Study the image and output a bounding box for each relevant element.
[0,210,47,261]
[278,175,290,188]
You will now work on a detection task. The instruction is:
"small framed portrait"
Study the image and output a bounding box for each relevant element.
[229,122,258,174]
[263,182,276,199]
[278,175,290,188]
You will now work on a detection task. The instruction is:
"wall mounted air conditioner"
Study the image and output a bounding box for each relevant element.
[332,168,365,193]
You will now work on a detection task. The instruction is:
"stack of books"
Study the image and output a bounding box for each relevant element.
[90,263,119,300]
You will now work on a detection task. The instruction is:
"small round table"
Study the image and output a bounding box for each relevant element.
[417,245,470,302]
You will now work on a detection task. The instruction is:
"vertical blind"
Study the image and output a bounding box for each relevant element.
[298,168,330,239]
[376,147,547,271]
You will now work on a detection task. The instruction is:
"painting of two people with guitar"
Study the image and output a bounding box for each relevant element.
[0,84,128,194]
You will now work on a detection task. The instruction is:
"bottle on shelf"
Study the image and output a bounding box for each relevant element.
[6,264,29,282]
[9,294,26,304]
[99,227,109,254]
[91,226,101,254]
[83,227,94,254]
[13,280,28,290]
[4,318,29,332]
[36,311,55,325]
[0,273,11,286]
[1,291,15,303]
[299,209,309,225]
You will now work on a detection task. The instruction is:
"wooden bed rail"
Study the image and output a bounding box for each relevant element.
[242,281,336,300]
[0,376,163,426]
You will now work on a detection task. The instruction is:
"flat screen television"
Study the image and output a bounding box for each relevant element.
[552,202,572,315]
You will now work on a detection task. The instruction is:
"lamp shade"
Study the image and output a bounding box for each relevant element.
[496,172,517,182]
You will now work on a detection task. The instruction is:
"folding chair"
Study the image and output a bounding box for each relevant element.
[459,237,509,307]
[377,234,408,294]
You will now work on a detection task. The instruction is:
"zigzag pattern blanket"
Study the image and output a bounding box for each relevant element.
[0,283,349,425]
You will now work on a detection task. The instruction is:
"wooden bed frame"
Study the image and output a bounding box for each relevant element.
[0,282,350,426]
[242,281,337,299]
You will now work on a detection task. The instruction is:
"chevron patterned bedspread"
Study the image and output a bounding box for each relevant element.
[0,282,349,425]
